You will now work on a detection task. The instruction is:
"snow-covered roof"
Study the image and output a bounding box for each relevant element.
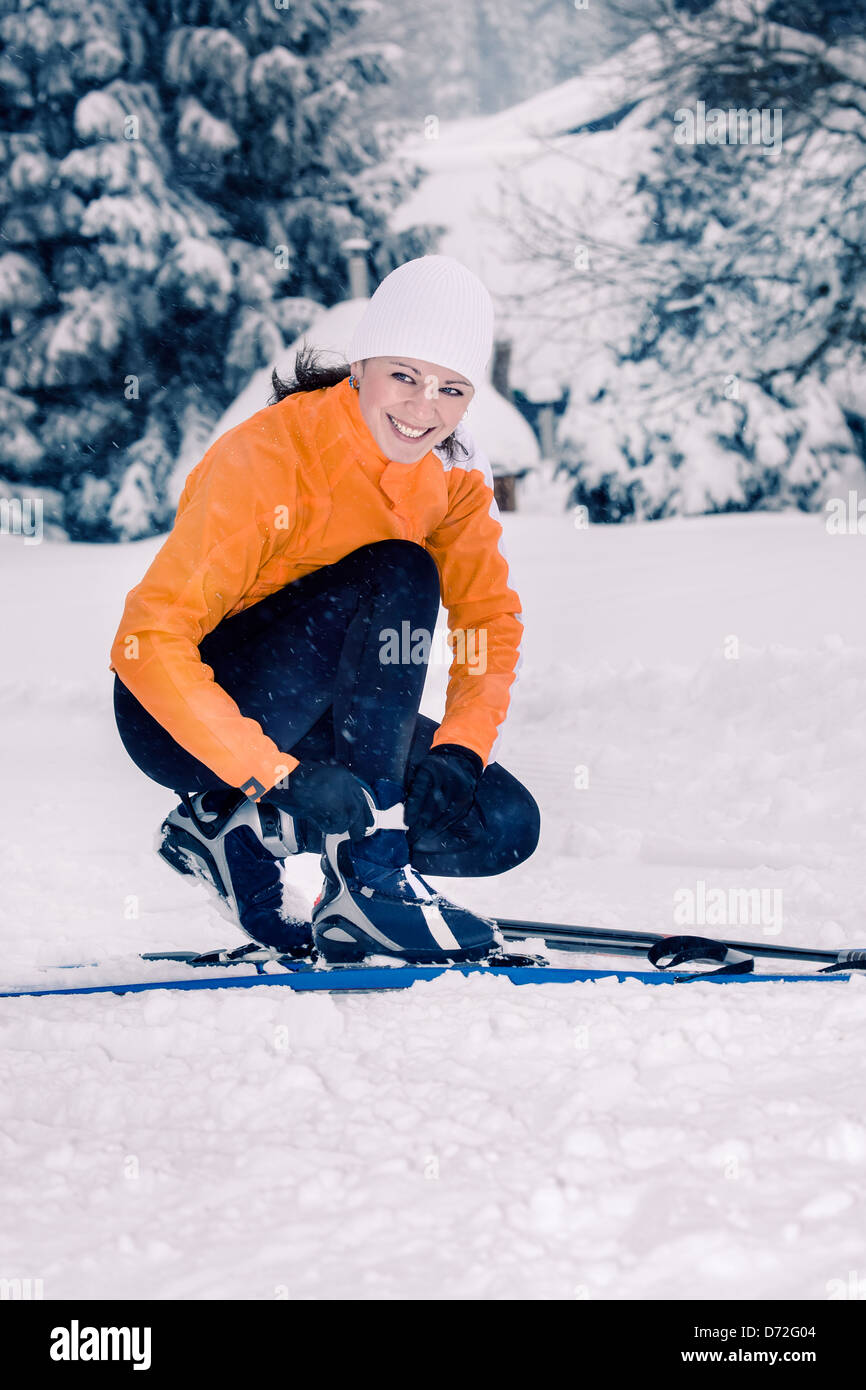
[203,297,540,476]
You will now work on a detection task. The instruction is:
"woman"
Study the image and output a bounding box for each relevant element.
[110,254,540,964]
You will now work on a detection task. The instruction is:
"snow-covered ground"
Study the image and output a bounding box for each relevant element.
[1,510,865,1300]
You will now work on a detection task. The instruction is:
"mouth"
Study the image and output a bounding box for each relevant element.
[386,412,435,443]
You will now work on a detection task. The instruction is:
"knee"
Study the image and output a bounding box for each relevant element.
[509,786,541,867]
[359,539,439,591]
[482,772,541,869]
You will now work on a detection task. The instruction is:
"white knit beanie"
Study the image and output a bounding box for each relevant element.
[346,254,494,389]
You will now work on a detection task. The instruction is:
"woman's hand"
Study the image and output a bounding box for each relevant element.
[404,744,483,843]
[268,762,374,841]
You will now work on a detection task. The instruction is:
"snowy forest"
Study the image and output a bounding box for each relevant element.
[1,0,865,536]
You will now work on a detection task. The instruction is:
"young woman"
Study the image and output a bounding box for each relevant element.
[110,255,540,964]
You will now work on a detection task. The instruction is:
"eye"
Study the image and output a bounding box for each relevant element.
[391,372,463,396]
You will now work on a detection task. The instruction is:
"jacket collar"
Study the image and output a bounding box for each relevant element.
[314,377,441,503]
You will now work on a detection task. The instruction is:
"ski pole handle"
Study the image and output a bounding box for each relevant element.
[827,949,866,971]
[647,935,755,978]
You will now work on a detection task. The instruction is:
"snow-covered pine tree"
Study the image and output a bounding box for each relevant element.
[0,0,434,540]
[505,0,866,520]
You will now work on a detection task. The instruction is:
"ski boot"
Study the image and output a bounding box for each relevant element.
[157,789,320,957]
[312,777,503,964]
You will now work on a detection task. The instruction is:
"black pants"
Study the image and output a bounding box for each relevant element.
[113,540,539,877]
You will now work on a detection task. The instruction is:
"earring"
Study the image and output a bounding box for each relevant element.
[349,373,359,390]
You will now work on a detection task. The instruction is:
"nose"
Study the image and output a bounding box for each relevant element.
[402,390,439,426]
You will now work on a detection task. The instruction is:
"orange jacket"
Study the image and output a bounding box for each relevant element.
[109,376,524,801]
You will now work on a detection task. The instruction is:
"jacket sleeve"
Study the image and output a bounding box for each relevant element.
[109,429,299,800]
[425,436,524,769]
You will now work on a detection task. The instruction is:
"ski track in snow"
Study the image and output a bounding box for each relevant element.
[1,512,865,1300]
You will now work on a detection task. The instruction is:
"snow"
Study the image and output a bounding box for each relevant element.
[156,237,234,315]
[0,252,49,313]
[73,90,128,143]
[460,383,539,472]
[79,195,188,274]
[1,509,865,1299]
[60,140,165,198]
[176,97,241,159]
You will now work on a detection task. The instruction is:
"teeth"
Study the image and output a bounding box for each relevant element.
[388,414,429,439]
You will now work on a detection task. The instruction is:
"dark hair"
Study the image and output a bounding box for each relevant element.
[269,343,469,462]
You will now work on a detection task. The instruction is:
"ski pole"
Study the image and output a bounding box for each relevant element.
[494,918,866,973]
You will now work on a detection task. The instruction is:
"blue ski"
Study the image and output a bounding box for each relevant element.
[0,961,853,1000]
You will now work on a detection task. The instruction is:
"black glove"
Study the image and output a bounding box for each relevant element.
[404,744,483,843]
[268,762,374,841]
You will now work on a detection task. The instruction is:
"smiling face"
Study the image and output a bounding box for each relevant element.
[350,356,474,462]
